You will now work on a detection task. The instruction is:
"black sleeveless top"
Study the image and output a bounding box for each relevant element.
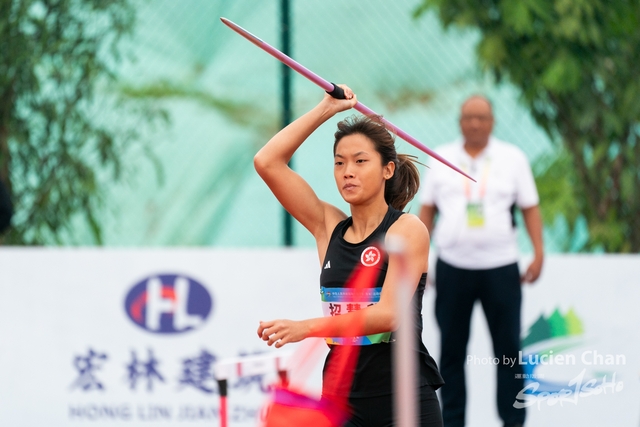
[320,205,444,398]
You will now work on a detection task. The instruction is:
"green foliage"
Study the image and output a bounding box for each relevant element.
[376,87,435,112]
[117,78,280,244]
[119,80,259,127]
[0,0,162,244]
[415,0,640,252]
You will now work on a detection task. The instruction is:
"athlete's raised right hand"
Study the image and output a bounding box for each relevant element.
[320,84,357,116]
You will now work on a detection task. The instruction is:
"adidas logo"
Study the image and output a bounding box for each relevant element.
[324,260,331,269]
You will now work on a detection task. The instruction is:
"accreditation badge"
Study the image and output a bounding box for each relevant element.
[466,202,485,228]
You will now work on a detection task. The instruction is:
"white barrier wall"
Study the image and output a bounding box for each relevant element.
[452,255,640,427]
[0,249,323,427]
[0,249,638,427]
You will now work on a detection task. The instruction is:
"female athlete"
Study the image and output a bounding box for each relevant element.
[254,85,444,427]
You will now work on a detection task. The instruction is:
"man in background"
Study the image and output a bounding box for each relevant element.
[419,95,544,427]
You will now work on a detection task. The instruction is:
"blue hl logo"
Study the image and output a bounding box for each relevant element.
[124,274,213,334]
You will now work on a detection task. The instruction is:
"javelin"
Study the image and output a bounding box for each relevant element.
[220,17,475,182]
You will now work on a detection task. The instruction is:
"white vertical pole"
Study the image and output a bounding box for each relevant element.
[387,235,417,427]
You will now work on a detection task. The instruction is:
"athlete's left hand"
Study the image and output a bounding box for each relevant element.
[257,319,309,348]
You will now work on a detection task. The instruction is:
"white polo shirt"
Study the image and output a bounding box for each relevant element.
[420,137,539,270]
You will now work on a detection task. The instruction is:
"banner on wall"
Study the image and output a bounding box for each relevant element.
[0,249,324,427]
[0,250,639,427]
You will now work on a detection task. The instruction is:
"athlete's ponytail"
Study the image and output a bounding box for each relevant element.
[385,153,421,212]
[334,115,421,211]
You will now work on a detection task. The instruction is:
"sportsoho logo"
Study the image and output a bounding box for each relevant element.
[124,274,213,334]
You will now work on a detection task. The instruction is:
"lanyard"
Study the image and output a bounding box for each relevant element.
[463,158,491,201]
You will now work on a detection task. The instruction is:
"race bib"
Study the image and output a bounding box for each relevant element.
[320,286,391,345]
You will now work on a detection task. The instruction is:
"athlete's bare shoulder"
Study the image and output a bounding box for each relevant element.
[387,213,430,253]
[389,212,429,239]
[387,212,430,272]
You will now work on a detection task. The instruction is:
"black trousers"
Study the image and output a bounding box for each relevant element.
[343,385,443,427]
[435,258,525,427]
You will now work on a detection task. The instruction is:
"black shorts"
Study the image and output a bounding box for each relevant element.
[344,385,443,427]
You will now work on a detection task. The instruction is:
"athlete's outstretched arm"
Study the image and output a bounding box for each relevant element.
[257,214,430,348]
[254,87,357,240]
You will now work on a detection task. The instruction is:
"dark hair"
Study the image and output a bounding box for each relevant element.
[333,115,421,211]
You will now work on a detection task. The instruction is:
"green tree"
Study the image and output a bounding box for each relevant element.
[414,0,640,252]
[0,0,161,245]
